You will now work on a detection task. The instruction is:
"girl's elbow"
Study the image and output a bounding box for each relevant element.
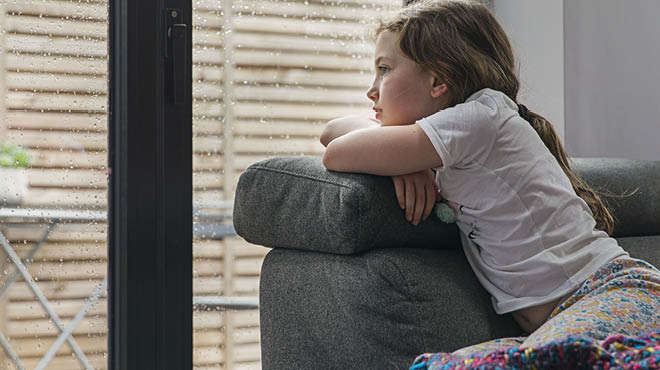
[320,118,341,147]
[322,145,343,171]
[322,148,335,170]
[319,131,331,147]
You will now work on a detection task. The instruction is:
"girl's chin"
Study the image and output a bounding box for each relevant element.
[379,113,428,126]
[381,121,414,127]
[378,115,398,127]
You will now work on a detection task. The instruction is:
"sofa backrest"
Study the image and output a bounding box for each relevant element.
[233,156,660,254]
[572,158,660,238]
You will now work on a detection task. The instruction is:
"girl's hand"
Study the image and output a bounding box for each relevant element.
[391,169,439,226]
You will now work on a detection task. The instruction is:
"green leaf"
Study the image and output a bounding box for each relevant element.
[0,141,32,168]
[0,154,14,167]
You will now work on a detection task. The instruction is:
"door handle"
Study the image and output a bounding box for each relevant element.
[165,9,187,105]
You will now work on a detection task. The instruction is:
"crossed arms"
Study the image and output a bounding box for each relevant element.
[320,115,444,226]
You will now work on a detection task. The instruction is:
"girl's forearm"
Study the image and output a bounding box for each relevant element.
[320,115,380,147]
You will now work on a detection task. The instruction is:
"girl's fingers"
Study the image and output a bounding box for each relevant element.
[423,182,436,221]
[427,169,440,195]
[392,177,405,209]
[396,170,440,225]
[413,180,425,225]
[405,179,415,222]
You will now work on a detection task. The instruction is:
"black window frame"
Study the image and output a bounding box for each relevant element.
[108,0,193,369]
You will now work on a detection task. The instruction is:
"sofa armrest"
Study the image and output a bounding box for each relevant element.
[232,156,460,254]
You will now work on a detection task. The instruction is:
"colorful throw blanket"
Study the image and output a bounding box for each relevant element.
[410,329,660,370]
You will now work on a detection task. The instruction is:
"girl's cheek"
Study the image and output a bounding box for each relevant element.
[381,76,396,91]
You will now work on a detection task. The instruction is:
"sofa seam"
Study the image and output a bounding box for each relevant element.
[382,254,428,352]
[248,165,361,192]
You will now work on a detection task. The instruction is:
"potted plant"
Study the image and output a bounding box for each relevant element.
[0,141,32,206]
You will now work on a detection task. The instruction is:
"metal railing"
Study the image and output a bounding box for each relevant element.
[0,203,256,370]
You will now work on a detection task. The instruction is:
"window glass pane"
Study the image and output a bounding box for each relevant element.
[0,0,108,369]
[191,0,397,368]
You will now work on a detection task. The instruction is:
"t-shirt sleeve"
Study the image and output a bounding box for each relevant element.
[416,95,499,169]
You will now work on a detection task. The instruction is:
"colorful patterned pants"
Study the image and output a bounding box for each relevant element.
[451,257,660,359]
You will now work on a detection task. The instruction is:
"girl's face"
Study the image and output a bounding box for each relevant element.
[367,31,448,126]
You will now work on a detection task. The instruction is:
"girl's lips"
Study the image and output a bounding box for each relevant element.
[373,108,382,118]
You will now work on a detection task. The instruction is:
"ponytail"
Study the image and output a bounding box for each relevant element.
[519,108,614,235]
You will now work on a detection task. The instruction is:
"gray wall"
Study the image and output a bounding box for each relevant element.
[493,1,660,161]
[492,1,565,139]
[564,1,660,160]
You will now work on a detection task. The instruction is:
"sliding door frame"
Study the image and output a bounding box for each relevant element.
[109,0,193,369]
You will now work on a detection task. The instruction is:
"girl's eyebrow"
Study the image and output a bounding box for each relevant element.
[374,56,391,66]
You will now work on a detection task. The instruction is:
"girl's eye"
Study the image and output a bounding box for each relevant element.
[378,66,390,75]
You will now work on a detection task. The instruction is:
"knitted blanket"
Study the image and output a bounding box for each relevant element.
[410,328,660,370]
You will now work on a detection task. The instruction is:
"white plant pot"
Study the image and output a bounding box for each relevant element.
[0,167,28,206]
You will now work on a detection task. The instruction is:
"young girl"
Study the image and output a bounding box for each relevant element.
[320,0,660,363]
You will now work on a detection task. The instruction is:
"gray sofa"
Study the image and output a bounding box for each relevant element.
[232,157,660,370]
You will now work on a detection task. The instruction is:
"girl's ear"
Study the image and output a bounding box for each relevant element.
[430,76,448,98]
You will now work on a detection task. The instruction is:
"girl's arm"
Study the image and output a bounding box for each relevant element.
[323,123,444,226]
[322,123,443,176]
[320,115,380,147]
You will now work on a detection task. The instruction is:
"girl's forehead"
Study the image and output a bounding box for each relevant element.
[374,31,401,59]
[375,30,397,48]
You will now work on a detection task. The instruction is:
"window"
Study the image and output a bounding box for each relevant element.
[191,0,397,368]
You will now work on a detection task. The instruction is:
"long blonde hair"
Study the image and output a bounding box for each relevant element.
[378,0,614,235]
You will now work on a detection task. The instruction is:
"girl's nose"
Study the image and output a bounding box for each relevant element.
[366,85,378,102]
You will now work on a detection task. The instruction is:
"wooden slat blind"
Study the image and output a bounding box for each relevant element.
[0,0,399,369]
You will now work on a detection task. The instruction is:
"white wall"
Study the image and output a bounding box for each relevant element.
[492,0,565,140]
[564,1,660,160]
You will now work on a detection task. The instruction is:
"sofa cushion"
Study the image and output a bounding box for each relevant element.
[233,156,461,254]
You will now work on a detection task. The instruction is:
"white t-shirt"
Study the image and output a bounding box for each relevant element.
[416,88,628,314]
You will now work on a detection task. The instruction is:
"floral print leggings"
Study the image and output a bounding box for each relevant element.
[451,257,660,359]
